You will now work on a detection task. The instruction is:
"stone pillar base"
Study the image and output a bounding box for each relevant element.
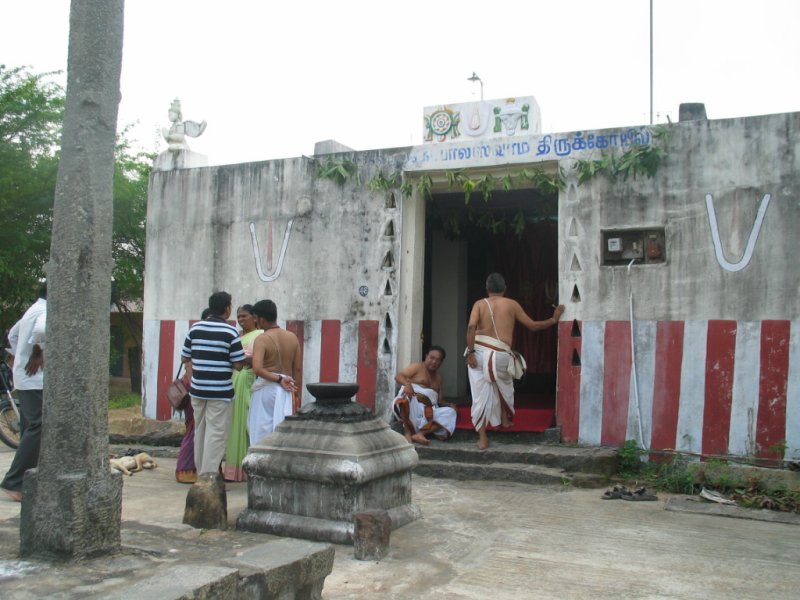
[354,509,391,561]
[20,468,123,560]
[183,473,228,530]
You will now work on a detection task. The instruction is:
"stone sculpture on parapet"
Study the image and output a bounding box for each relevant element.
[153,98,209,171]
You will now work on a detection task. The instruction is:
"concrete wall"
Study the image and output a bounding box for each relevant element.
[430,231,468,398]
[561,112,800,323]
[143,150,409,421]
[143,110,800,462]
[557,112,800,461]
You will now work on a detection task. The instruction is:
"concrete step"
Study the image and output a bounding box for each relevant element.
[414,459,609,488]
[410,440,617,487]
[414,440,618,474]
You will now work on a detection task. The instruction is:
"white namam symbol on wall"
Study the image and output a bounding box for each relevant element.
[249,196,312,282]
[705,193,771,272]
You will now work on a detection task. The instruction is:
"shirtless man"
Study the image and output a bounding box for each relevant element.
[466,273,564,450]
[247,299,301,446]
[393,346,457,445]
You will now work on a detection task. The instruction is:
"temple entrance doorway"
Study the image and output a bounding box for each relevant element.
[423,185,559,432]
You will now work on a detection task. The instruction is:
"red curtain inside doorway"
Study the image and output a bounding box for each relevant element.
[490,219,559,376]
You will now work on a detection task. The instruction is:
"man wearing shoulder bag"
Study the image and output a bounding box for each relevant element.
[181,292,244,475]
[466,273,564,450]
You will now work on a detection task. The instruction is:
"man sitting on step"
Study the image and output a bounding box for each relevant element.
[392,346,457,445]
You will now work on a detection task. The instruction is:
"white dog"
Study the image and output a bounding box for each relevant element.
[109,452,158,476]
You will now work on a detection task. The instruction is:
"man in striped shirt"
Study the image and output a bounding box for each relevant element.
[181,291,245,475]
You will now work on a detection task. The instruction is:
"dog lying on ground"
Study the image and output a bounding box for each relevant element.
[109,452,158,476]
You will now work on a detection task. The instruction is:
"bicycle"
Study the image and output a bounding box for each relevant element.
[0,351,21,449]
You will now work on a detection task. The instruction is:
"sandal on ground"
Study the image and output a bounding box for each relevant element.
[621,486,658,501]
[601,485,628,500]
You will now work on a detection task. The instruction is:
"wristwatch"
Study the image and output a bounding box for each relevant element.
[276,374,284,384]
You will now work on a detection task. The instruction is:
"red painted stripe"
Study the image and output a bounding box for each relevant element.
[601,321,632,446]
[285,320,305,412]
[756,320,790,460]
[157,320,176,421]
[556,320,581,443]
[650,321,684,452]
[356,320,379,410]
[702,321,737,456]
[319,320,341,382]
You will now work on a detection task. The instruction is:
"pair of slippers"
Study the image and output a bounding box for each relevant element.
[602,485,658,501]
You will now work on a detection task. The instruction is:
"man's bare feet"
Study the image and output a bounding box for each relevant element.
[2,488,22,502]
[411,432,431,445]
[499,421,515,430]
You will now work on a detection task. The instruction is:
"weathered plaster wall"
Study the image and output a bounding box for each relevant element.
[143,110,799,461]
[562,112,800,322]
[143,150,410,420]
[557,112,800,460]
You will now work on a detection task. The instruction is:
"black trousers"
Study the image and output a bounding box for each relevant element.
[1,388,42,492]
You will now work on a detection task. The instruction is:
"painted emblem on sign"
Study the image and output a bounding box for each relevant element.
[424,106,461,142]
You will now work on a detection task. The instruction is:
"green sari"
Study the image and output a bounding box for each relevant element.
[223,328,262,481]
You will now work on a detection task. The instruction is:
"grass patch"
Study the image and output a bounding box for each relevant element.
[108,379,141,409]
[109,391,141,410]
[615,439,800,513]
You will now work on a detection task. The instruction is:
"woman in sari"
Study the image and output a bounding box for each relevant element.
[223,304,262,481]
[176,307,212,483]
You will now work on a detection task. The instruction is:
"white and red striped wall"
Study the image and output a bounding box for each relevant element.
[557,319,800,461]
[143,319,381,422]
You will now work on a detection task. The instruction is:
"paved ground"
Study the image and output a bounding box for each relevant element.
[1,444,799,599]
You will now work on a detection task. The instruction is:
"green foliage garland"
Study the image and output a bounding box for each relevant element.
[315,157,359,186]
[575,125,670,183]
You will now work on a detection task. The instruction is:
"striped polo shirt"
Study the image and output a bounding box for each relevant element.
[181,316,245,401]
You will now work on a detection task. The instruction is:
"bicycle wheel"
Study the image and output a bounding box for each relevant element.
[0,400,20,449]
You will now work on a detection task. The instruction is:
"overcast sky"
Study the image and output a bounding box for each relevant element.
[2,0,798,166]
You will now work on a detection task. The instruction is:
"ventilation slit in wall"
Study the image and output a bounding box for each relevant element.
[384,220,395,237]
[568,218,579,237]
[384,313,393,331]
[571,284,581,303]
[571,319,581,337]
[382,251,394,269]
[384,280,392,295]
[571,349,581,366]
[382,338,392,354]
[385,192,396,209]
[570,254,582,272]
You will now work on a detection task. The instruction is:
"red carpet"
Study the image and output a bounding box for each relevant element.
[455,393,555,432]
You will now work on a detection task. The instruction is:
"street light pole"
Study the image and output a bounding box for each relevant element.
[467,72,483,101]
[650,0,654,124]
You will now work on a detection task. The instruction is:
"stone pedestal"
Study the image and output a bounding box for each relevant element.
[20,469,123,559]
[237,383,420,544]
[153,149,208,171]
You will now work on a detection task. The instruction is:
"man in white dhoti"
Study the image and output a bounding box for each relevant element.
[393,346,457,445]
[248,299,301,446]
[466,273,564,450]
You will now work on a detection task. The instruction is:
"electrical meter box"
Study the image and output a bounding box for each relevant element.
[602,228,666,266]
